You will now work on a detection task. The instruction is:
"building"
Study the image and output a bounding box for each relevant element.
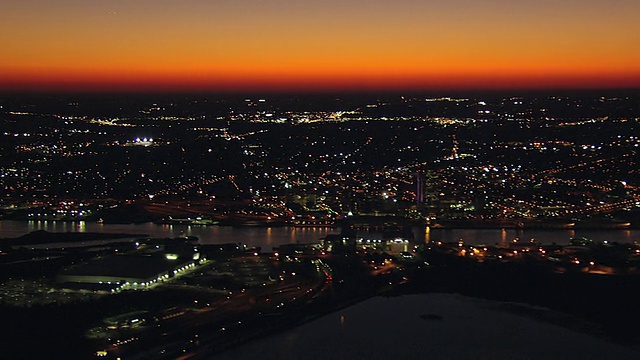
[57,253,195,288]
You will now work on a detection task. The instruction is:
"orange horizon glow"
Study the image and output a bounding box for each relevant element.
[2,0,640,93]
[2,67,639,93]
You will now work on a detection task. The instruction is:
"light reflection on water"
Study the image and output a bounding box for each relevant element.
[1,221,639,249]
[0,221,334,250]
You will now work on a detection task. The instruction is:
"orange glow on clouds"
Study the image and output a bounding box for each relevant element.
[1,0,639,92]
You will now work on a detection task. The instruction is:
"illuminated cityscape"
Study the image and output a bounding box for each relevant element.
[1,93,640,358]
[1,94,639,224]
[2,0,640,358]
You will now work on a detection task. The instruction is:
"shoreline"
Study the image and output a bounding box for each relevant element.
[2,217,639,230]
[0,230,149,246]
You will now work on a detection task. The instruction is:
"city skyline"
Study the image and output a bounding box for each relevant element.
[2,0,640,93]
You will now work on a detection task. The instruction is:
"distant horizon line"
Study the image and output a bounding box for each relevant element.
[1,86,639,98]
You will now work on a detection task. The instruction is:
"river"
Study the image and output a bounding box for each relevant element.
[1,220,639,249]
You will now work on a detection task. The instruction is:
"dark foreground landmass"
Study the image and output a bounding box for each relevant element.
[2,247,640,359]
[403,257,640,345]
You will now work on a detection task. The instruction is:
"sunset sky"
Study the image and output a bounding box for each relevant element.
[2,0,640,93]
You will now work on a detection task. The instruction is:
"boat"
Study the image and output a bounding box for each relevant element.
[573,218,631,229]
[432,218,519,229]
[520,219,575,229]
[156,217,218,226]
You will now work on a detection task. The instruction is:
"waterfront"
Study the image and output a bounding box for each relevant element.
[1,220,640,249]
[0,221,334,250]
